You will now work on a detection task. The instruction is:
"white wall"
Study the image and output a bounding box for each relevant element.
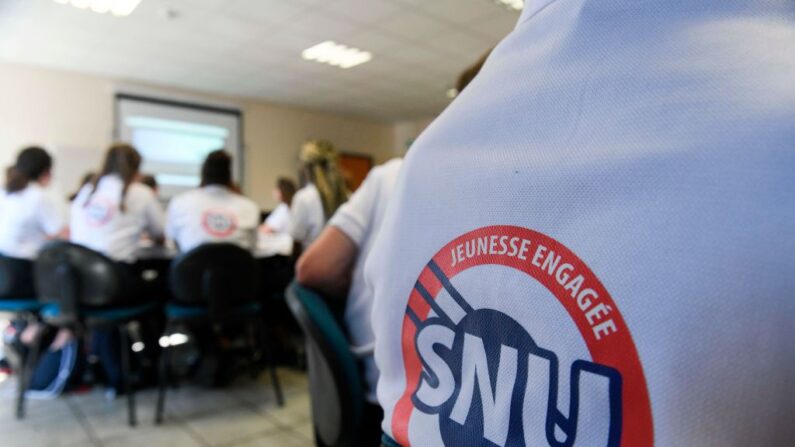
[0,63,398,209]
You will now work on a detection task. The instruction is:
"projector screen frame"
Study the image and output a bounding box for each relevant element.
[113,92,245,196]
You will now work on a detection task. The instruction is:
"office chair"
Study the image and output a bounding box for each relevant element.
[155,243,283,424]
[286,281,382,447]
[0,255,45,419]
[34,241,159,426]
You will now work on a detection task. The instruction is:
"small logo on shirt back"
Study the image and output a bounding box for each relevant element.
[201,210,237,237]
[393,226,652,447]
[85,197,116,227]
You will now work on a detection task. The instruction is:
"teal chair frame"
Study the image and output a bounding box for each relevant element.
[286,281,371,447]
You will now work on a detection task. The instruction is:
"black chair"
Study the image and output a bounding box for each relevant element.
[34,241,159,426]
[155,243,284,424]
[0,255,45,419]
[286,281,382,447]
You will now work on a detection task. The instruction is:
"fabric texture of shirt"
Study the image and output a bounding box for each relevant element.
[328,158,403,403]
[264,202,291,234]
[366,2,795,446]
[71,175,165,262]
[288,184,325,246]
[166,185,260,253]
[0,184,66,259]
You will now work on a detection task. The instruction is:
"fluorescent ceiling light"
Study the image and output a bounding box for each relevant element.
[53,0,142,17]
[302,41,372,69]
[494,0,524,11]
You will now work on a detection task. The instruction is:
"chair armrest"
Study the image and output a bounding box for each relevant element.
[349,342,374,358]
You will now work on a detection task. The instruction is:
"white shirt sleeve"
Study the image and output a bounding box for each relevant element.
[165,197,181,243]
[288,193,311,243]
[329,167,382,247]
[37,190,67,236]
[264,203,290,233]
[143,191,166,239]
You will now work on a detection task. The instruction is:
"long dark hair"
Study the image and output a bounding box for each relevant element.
[85,143,142,212]
[5,146,52,193]
[276,177,297,206]
[200,150,234,189]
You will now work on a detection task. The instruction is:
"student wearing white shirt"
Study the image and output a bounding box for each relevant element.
[288,140,348,248]
[167,150,259,252]
[297,158,403,404]
[0,147,67,261]
[70,143,165,395]
[368,2,795,446]
[260,177,296,235]
[71,143,165,262]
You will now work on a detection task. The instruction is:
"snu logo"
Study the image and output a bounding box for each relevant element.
[392,226,652,447]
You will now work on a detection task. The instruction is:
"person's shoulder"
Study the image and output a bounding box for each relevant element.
[360,158,403,191]
[371,158,403,179]
[294,184,317,202]
[128,181,155,197]
[127,182,160,206]
[235,194,259,212]
[169,188,202,208]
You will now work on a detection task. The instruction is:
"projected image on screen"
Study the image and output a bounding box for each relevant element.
[129,117,227,188]
[116,95,242,200]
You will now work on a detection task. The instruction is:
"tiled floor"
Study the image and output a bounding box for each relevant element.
[0,368,314,447]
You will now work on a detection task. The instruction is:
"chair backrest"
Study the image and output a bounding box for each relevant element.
[0,255,36,298]
[286,282,364,447]
[169,243,258,313]
[35,241,129,321]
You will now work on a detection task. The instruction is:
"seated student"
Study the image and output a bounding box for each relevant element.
[70,143,165,396]
[138,174,158,196]
[69,172,95,202]
[0,146,67,263]
[71,143,165,261]
[368,2,795,447]
[260,177,296,235]
[167,150,259,252]
[0,147,75,396]
[297,158,402,403]
[288,140,348,250]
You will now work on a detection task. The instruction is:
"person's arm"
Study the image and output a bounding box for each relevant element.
[296,226,358,297]
[296,167,383,296]
[288,195,310,251]
[38,193,68,240]
[144,192,166,245]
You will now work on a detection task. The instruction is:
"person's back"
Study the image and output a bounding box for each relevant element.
[71,175,163,261]
[167,185,259,252]
[166,149,258,253]
[0,147,66,260]
[289,183,325,246]
[70,144,164,262]
[0,184,65,259]
[368,2,795,446]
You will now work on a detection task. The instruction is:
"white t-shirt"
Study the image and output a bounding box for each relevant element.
[367,2,795,447]
[166,185,260,253]
[264,202,291,234]
[288,184,325,247]
[328,158,403,403]
[71,175,165,262]
[0,183,66,259]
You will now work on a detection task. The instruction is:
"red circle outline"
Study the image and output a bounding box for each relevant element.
[201,210,238,237]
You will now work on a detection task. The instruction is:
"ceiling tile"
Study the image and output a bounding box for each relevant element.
[0,0,516,121]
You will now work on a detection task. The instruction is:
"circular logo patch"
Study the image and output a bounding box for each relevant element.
[392,226,652,447]
[85,197,116,227]
[201,210,238,237]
